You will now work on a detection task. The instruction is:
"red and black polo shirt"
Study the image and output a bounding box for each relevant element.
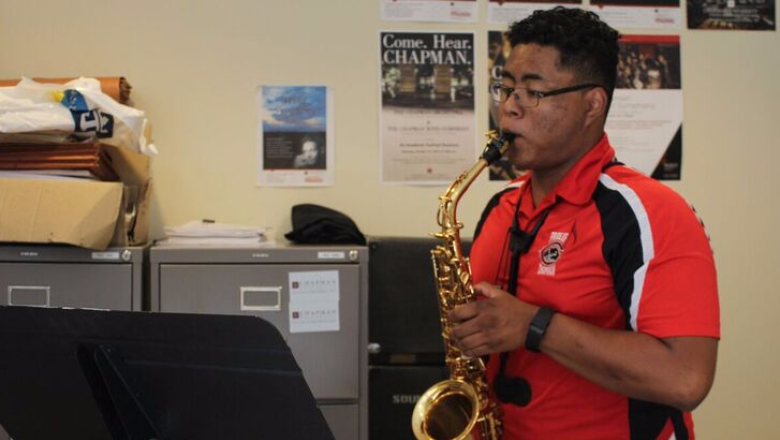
[470,134,720,440]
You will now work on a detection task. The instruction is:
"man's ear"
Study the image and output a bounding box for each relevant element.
[585,87,608,125]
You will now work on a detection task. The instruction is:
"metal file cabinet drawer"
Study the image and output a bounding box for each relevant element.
[1,263,133,310]
[0,245,144,311]
[157,263,360,400]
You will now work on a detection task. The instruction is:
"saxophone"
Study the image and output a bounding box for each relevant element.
[411,131,510,440]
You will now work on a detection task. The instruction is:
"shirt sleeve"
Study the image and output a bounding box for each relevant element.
[634,188,720,339]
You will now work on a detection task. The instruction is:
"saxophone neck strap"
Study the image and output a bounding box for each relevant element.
[495,196,554,407]
[507,197,554,300]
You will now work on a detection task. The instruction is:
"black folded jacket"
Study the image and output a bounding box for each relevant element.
[285,204,367,245]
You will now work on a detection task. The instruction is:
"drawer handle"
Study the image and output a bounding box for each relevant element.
[8,285,51,307]
[240,286,282,311]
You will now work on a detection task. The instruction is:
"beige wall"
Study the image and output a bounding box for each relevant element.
[2,0,779,437]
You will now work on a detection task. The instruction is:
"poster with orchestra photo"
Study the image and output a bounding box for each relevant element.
[687,0,775,30]
[607,35,683,180]
[379,31,476,185]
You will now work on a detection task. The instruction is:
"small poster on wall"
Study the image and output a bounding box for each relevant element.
[257,86,335,187]
[687,0,775,30]
[607,35,683,180]
[588,0,682,29]
[379,31,477,185]
[488,0,582,24]
[380,0,478,23]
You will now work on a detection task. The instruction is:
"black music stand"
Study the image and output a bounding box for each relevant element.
[0,306,335,440]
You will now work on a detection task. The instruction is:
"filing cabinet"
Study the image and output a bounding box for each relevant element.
[0,244,146,440]
[149,245,368,440]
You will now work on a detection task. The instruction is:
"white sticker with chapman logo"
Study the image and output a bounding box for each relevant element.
[288,270,340,333]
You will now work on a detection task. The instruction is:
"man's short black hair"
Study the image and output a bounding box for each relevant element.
[506,7,620,112]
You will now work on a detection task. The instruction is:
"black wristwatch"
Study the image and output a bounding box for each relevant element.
[525,306,557,353]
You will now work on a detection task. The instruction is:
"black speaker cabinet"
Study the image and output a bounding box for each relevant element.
[368,365,449,440]
[367,236,471,360]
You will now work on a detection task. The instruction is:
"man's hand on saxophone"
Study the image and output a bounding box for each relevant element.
[448,282,542,358]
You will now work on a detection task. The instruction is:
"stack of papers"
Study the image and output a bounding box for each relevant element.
[157,220,275,247]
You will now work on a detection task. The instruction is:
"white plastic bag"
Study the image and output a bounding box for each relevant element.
[0,77,157,155]
[0,88,73,133]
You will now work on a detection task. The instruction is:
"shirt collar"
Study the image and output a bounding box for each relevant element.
[555,133,615,206]
[514,134,615,217]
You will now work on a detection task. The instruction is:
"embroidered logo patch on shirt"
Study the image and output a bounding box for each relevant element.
[538,231,569,276]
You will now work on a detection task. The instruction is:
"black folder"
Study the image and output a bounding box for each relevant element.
[0,306,335,440]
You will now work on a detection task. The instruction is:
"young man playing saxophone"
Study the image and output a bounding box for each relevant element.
[448,7,719,439]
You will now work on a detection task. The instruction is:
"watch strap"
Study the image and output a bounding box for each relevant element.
[525,306,556,353]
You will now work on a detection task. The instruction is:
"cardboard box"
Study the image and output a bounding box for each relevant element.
[104,144,152,248]
[0,144,151,250]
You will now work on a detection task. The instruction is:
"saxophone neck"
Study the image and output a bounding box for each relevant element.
[437,131,510,231]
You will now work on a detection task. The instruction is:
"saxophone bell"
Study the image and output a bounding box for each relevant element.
[412,380,480,440]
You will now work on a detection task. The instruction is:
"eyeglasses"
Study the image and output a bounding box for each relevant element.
[489,83,602,108]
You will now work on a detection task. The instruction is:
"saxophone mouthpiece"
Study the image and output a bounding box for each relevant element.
[482,131,513,165]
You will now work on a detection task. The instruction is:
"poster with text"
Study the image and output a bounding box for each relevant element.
[687,0,775,30]
[487,30,525,181]
[380,31,476,185]
[488,0,582,24]
[589,0,681,29]
[257,86,335,187]
[607,35,682,180]
[381,0,478,23]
